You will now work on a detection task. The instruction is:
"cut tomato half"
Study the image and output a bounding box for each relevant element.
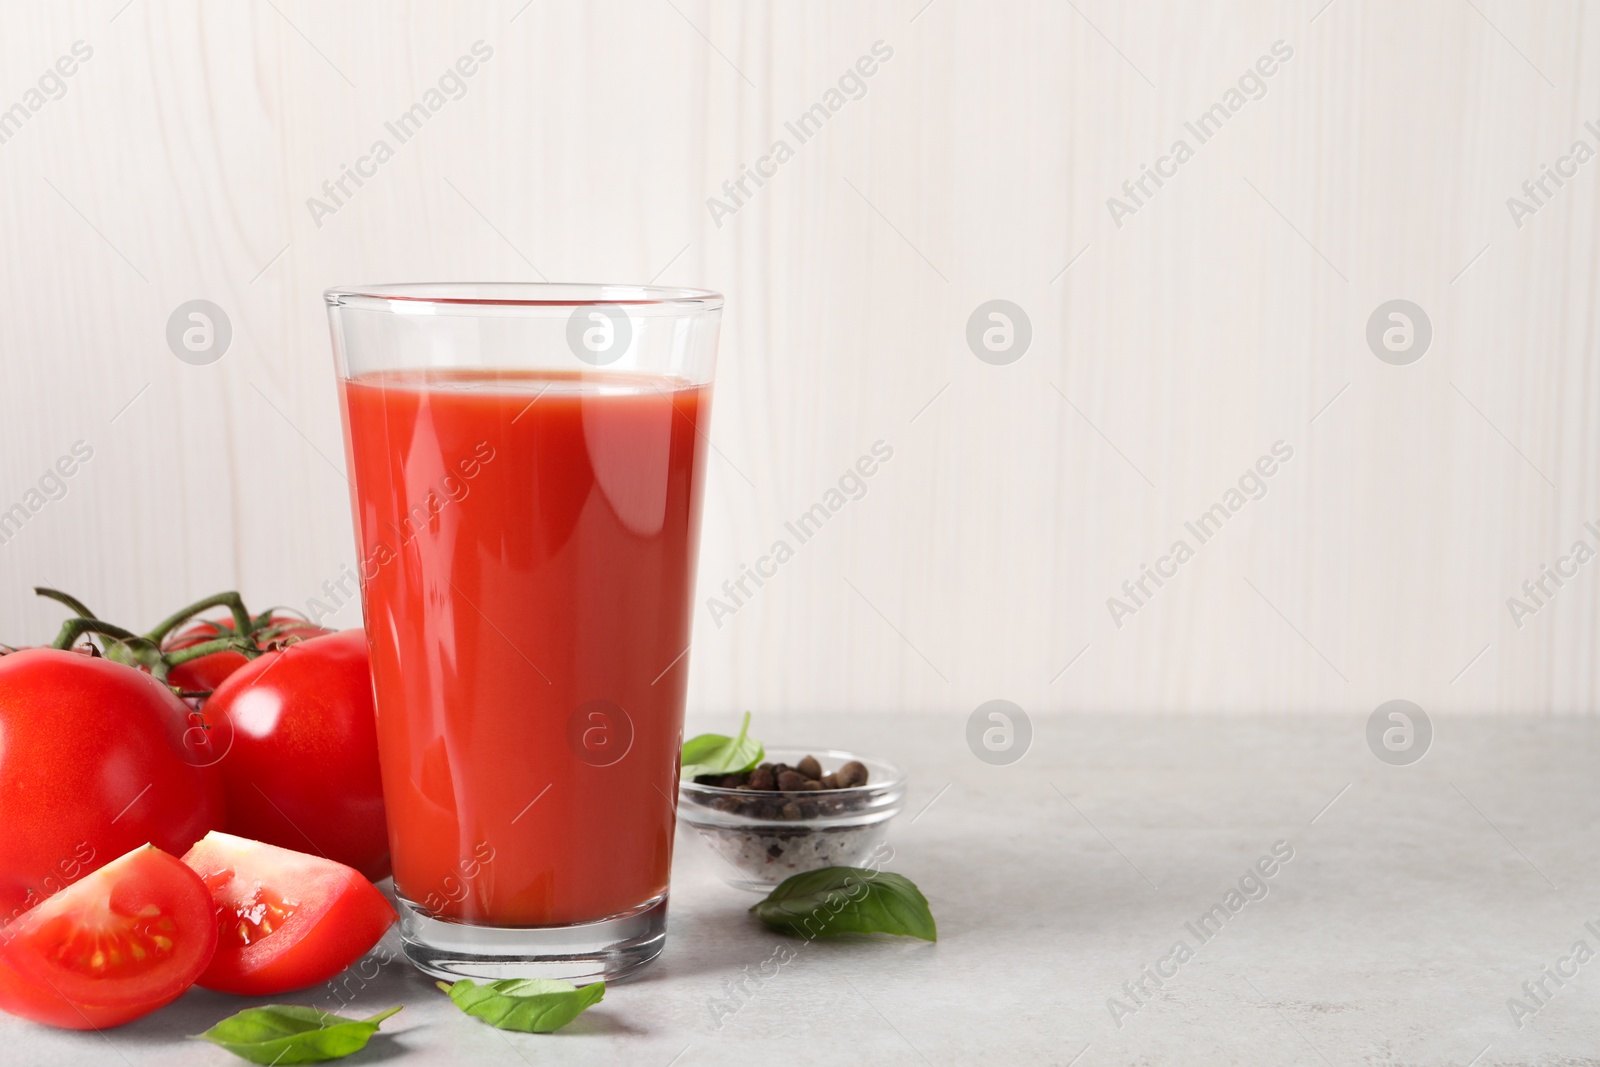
[181,832,396,996]
[0,844,217,1029]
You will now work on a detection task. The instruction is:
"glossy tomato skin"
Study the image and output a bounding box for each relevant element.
[0,650,226,920]
[182,832,394,995]
[166,649,249,696]
[166,616,332,696]
[0,845,218,1029]
[206,631,390,881]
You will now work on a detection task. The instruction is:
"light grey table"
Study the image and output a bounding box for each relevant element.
[5,713,1596,1066]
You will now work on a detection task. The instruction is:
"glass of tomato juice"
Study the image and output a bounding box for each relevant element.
[325,284,721,982]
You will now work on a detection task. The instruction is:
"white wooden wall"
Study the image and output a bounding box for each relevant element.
[2,0,1597,716]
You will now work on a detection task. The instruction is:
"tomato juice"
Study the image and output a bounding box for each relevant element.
[339,369,710,927]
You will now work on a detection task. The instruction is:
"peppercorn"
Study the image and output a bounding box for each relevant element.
[837,760,869,788]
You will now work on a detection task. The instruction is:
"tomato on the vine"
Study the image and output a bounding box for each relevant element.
[0,650,225,919]
[165,615,332,696]
[181,832,394,995]
[206,630,390,881]
[0,845,217,1029]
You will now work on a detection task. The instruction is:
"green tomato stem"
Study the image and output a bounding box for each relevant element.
[161,636,258,668]
[33,587,100,619]
[50,616,137,651]
[142,591,255,646]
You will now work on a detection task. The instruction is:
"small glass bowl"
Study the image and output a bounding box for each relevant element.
[677,748,906,892]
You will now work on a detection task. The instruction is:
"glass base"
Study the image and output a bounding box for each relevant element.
[395,893,668,984]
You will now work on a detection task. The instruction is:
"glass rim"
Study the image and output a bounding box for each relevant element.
[324,282,724,313]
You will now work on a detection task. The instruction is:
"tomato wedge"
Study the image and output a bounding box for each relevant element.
[181,833,395,995]
[0,845,217,1029]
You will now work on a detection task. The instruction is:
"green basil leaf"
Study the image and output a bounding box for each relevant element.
[437,977,605,1033]
[751,867,937,941]
[681,710,764,779]
[191,1004,401,1065]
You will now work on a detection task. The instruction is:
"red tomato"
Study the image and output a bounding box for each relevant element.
[181,832,394,995]
[205,631,390,881]
[0,650,225,919]
[166,615,332,695]
[0,845,217,1029]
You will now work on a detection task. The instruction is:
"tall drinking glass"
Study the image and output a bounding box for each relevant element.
[325,283,721,982]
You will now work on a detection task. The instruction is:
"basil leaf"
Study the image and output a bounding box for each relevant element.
[437,977,605,1032]
[751,867,937,942]
[681,710,764,779]
[191,1004,401,1064]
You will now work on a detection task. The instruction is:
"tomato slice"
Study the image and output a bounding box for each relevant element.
[181,832,395,995]
[0,845,217,1029]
